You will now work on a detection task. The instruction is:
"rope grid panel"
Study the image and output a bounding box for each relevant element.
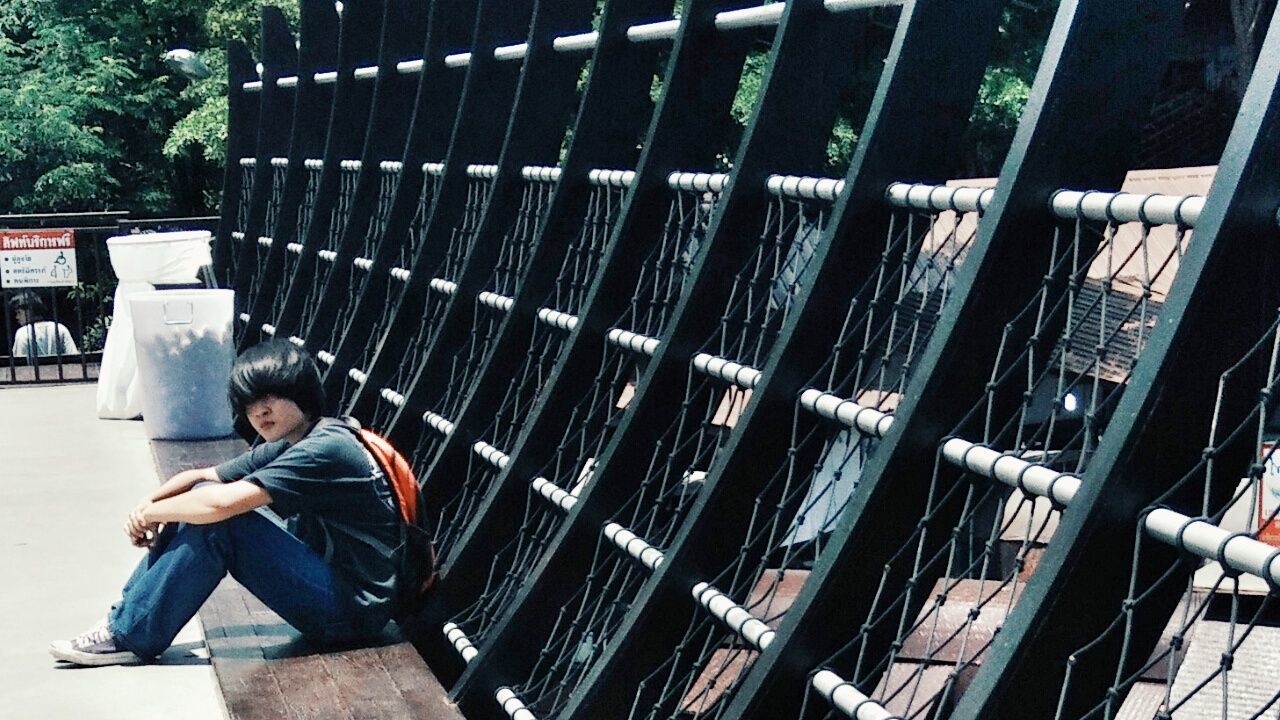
[265,159,326,336]
[231,158,255,281]
[239,159,290,340]
[336,163,446,409]
[297,160,362,338]
[620,181,984,720]
[364,168,499,430]
[796,188,1202,720]
[437,172,722,685]
[317,161,404,365]
[1053,298,1280,720]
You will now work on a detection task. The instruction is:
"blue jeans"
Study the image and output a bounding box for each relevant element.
[108,509,369,660]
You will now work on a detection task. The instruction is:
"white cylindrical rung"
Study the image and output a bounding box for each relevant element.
[521,165,562,183]
[423,410,455,436]
[243,80,263,92]
[429,277,458,295]
[353,257,374,271]
[824,0,906,13]
[315,350,335,366]
[317,249,337,262]
[496,687,537,720]
[884,182,995,213]
[554,31,599,53]
[494,42,528,61]
[668,171,730,193]
[798,389,895,438]
[286,242,304,254]
[478,292,514,312]
[588,168,636,188]
[1050,189,1205,228]
[716,3,786,30]
[445,52,472,68]
[287,336,305,348]
[692,352,761,389]
[442,622,479,664]
[276,75,299,88]
[353,64,378,80]
[627,18,681,43]
[1145,508,1280,587]
[396,59,425,74]
[304,158,324,171]
[607,328,660,357]
[940,438,1081,507]
[812,670,899,720]
[531,477,578,512]
[467,164,500,179]
[767,175,845,202]
[692,582,775,651]
[347,366,368,384]
[257,236,273,247]
[261,323,277,336]
[423,161,446,176]
[270,157,289,168]
[314,70,339,84]
[536,307,578,331]
[390,267,411,282]
[473,441,510,470]
[603,522,664,570]
[380,388,406,407]
[238,157,256,168]
[380,160,403,173]
[340,159,361,171]
[238,312,251,323]
[230,231,246,241]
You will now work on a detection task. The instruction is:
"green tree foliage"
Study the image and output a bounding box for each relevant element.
[0,0,295,215]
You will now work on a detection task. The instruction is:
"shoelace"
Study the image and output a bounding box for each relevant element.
[74,619,112,649]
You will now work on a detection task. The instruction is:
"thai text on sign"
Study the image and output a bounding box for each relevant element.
[0,229,78,288]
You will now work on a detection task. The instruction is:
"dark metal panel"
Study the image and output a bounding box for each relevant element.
[297,0,430,353]
[443,0,759,715]
[952,7,1280,718]
[230,8,298,320]
[719,0,1188,716]
[238,0,343,350]
[212,40,260,287]
[267,0,384,341]
[311,0,477,400]
[559,0,1001,716]
[342,0,536,421]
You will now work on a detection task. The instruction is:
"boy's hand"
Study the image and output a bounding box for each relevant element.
[125,503,161,547]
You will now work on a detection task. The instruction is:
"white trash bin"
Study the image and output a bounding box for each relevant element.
[96,231,212,419]
[129,289,235,440]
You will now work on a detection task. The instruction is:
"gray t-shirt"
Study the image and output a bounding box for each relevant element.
[214,418,400,629]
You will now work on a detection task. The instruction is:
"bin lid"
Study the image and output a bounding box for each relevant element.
[107,230,212,247]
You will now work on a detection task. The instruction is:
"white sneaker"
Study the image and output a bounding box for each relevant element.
[49,618,140,666]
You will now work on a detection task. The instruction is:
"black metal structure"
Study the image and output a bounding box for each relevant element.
[212,0,1280,718]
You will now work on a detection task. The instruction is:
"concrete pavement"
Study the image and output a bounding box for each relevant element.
[0,383,223,720]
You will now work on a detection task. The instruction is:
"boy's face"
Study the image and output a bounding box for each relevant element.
[245,395,311,444]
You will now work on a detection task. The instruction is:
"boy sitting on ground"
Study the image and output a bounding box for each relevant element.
[50,338,401,665]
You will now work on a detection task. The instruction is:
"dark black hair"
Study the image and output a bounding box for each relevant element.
[8,290,47,321]
[228,339,325,420]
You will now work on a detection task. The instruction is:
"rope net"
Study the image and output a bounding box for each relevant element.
[336,164,443,410]
[239,160,290,343]
[408,169,560,481]
[366,169,497,431]
[264,160,325,337]
[1054,283,1280,719]
[317,162,402,365]
[297,161,361,338]
[796,188,1199,720]
[616,180,978,720]
[440,172,716,678]
[231,159,255,281]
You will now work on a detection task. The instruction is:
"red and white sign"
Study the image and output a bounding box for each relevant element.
[1257,442,1280,546]
[0,229,77,288]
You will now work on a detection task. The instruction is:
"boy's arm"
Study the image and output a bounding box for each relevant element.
[147,466,221,503]
[140,481,272,526]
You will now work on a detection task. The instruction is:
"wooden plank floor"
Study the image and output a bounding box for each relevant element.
[151,438,465,720]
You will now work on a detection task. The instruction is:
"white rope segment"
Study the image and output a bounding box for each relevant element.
[315,350,335,366]
[767,174,845,201]
[588,168,636,188]
[1049,189,1204,227]
[467,164,500,179]
[261,323,276,336]
[884,182,994,213]
[1144,508,1280,587]
[798,389,895,438]
[939,437,1082,507]
[478,291,515,312]
[667,171,730,193]
[602,522,666,570]
[429,277,458,295]
[521,165,562,183]
[473,440,511,470]
[692,352,762,389]
[811,670,901,720]
[691,582,775,651]
[496,687,537,720]
[531,476,578,512]
[536,307,579,331]
[606,327,661,357]
[380,388,406,407]
[423,410,455,436]
[270,156,288,168]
